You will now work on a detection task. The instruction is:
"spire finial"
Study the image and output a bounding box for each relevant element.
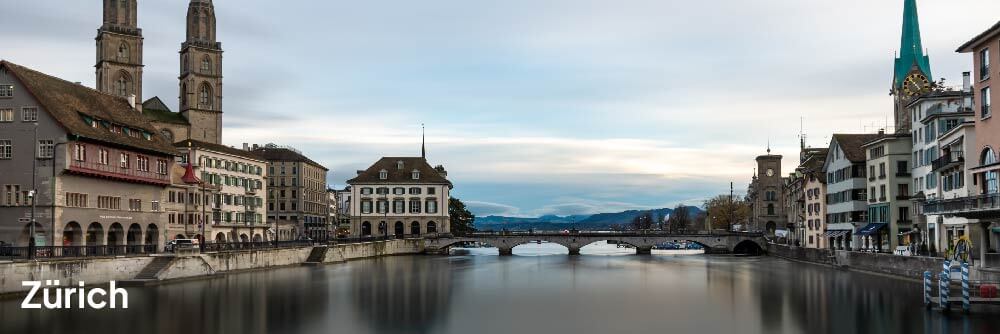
[767,138,771,155]
[421,123,426,159]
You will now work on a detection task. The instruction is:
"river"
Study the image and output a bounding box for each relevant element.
[1,242,998,334]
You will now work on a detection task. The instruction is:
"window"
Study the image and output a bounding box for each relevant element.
[393,200,405,214]
[376,187,389,195]
[97,196,122,210]
[34,140,54,158]
[4,185,19,206]
[981,48,991,80]
[412,170,420,180]
[393,187,405,195]
[118,42,130,61]
[361,187,373,195]
[200,57,212,74]
[376,200,388,214]
[0,140,11,159]
[410,199,421,213]
[136,155,149,172]
[114,74,130,97]
[427,187,436,195]
[426,199,438,214]
[409,187,421,195]
[199,84,212,108]
[65,193,88,208]
[0,108,12,122]
[0,85,12,98]
[128,199,142,212]
[98,149,108,165]
[984,148,999,194]
[157,159,168,175]
[21,107,37,122]
[982,87,992,118]
[119,153,130,169]
[379,169,388,180]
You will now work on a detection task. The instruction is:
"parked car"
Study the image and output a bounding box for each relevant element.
[166,239,198,252]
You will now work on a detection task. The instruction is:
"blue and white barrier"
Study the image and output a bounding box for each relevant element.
[940,260,951,311]
[961,262,970,313]
[923,271,932,307]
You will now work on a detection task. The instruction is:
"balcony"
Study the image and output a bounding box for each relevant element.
[923,194,1000,218]
[67,160,170,186]
[896,194,911,200]
[931,151,964,172]
[878,174,887,180]
[896,171,911,177]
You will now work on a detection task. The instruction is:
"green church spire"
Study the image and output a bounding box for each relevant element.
[893,0,932,89]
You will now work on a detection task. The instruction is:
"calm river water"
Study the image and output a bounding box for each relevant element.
[2,242,998,334]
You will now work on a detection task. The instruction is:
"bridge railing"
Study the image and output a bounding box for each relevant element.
[453,230,763,238]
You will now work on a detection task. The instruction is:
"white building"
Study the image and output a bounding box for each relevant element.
[347,157,452,238]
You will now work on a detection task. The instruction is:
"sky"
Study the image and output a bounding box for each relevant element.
[5,0,1000,217]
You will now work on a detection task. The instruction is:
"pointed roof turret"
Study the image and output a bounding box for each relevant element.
[893,0,932,88]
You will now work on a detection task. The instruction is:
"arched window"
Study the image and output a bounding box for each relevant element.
[984,148,999,194]
[113,73,130,97]
[200,57,212,74]
[199,84,212,108]
[118,43,129,62]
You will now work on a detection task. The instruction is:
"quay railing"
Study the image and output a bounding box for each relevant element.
[923,194,1000,215]
[0,244,158,261]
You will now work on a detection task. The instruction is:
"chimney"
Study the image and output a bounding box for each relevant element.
[963,71,971,92]
[878,128,885,135]
[127,94,137,108]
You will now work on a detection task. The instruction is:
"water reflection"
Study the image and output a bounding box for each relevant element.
[350,257,456,333]
[2,244,999,334]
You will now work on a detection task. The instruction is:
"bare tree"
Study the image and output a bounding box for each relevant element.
[667,205,690,233]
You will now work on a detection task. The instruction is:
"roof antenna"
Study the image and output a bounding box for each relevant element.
[421,123,426,159]
[766,137,771,155]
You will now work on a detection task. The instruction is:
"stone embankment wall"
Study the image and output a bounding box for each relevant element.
[0,257,154,295]
[766,243,943,280]
[1,239,425,296]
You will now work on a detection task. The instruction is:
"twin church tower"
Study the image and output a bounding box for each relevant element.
[94,0,224,144]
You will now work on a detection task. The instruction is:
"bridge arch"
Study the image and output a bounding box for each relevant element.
[732,240,764,255]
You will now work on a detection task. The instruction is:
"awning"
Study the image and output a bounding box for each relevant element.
[826,223,856,231]
[822,230,849,238]
[856,223,888,236]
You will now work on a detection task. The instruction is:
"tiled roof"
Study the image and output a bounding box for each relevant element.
[141,96,190,125]
[2,60,178,156]
[832,134,882,163]
[175,139,263,161]
[252,146,328,170]
[348,157,451,186]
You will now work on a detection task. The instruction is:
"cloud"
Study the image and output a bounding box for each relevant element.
[464,201,523,217]
[7,0,1000,217]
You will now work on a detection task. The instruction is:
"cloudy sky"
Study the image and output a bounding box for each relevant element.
[5,1,1000,217]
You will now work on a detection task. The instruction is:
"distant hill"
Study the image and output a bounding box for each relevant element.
[474,206,703,231]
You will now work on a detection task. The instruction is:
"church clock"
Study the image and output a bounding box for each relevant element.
[902,73,931,97]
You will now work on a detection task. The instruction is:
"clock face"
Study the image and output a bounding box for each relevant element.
[902,73,931,97]
[766,168,774,177]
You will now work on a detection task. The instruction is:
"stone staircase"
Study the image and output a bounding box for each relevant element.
[303,246,328,266]
[135,257,175,280]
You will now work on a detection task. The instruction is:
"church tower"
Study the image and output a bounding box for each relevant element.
[179,0,224,144]
[890,0,933,133]
[95,0,144,109]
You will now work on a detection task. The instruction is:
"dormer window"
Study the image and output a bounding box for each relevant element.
[396,161,404,170]
[379,169,388,180]
[412,169,420,180]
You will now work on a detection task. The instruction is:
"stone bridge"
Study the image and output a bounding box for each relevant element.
[425,232,766,255]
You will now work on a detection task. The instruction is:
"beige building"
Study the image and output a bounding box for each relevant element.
[254,144,329,241]
[798,148,828,249]
[861,133,913,252]
[747,150,785,235]
[176,140,267,243]
[348,157,452,238]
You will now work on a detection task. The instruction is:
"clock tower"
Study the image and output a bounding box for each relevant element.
[890,0,933,133]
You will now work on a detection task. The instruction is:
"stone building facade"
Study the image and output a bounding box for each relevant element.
[823,134,881,250]
[254,144,329,241]
[348,157,452,238]
[95,0,144,108]
[747,150,785,235]
[0,61,178,250]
